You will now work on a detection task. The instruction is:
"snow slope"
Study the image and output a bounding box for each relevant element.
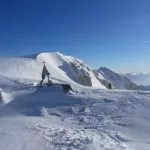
[0,83,150,150]
[0,52,106,89]
[96,67,137,90]
[124,72,150,86]
[36,52,105,88]
[0,52,150,150]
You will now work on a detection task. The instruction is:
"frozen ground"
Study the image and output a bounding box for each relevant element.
[0,81,150,150]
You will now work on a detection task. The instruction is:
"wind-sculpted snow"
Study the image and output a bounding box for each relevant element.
[1,52,149,90]
[0,57,42,80]
[0,52,150,150]
[36,52,106,88]
[0,52,106,88]
[0,83,150,150]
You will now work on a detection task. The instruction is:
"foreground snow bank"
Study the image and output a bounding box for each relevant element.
[0,84,150,150]
[0,85,82,116]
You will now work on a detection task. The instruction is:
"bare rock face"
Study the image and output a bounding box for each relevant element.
[67,59,99,87]
[70,61,92,86]
[94,71,113,89]
[0,89,2,104]
[78,74,92,87]
[0,89,5,104]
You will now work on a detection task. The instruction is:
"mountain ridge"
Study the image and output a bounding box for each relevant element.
[0,51,149,90]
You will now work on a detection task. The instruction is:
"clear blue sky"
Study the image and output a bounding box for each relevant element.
[0,0,150,72]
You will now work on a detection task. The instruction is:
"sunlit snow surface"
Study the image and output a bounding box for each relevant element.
[0,52,150,150]
[0,83,150,150]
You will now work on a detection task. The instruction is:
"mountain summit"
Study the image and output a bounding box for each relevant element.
[96,67,137,90]
[0,52,145,90]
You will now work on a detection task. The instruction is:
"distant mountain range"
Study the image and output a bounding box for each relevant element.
[123,72,150,86]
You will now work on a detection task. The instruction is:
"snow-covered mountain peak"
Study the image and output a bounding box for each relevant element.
[0,52,106,88]
[98,67,116,76]
[1,52,150,150]
[1,52,148,90]
[34,52,105,88]
[96,67,137,90]
[24,52,86,69]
